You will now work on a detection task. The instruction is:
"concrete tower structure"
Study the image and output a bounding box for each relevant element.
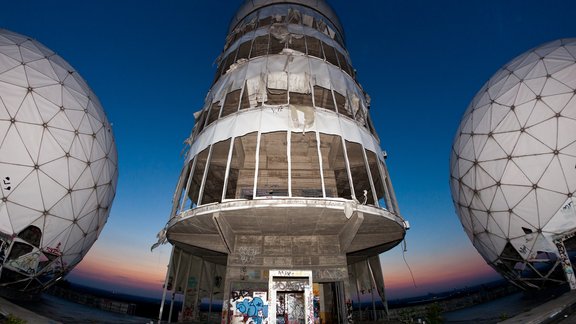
[157,1,408,322]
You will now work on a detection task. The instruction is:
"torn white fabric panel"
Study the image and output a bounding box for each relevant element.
[246,75,267,106]
[267,71,288,90]
[309,60,331,89]
[261,107,291,133]
[359,126,381,155]
[270,23,290,43]
[287,8,302,24]
[287,55,309,75]
[230,62,248,90]
[188,124,215,162]
[226,58,248,74]
[302,14,313,27]
[210,74,232,104]
[315,109,341,135]
[328,64,347,94]
[290,104,315,132]
[212,115,238,144]
[189,108,383,163]
[288,73,310,93]
[339,116,362,145]
[267,55,289,72]
[234,109,263,139]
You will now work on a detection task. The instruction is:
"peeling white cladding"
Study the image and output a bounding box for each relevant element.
[229,1,344,39]
[450,38,576,289]
[0,29,118,292]
[172,1,398,213]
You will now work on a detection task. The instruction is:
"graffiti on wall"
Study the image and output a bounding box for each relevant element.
[2,177,11,191]
[7,251,40,274]
[230,291,269,324]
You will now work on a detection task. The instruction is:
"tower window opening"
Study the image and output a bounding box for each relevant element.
[289,92,313,107]
[174,164,192,215]
[305,36,323,59]
[366,150,388,209]
[258,16,274,29]
[250,35,270,58]
[288,34,306,53]
[346,141,374,204]
[188,147,210,206]
[334,91,351,118]
[206,101,222,126]
[320,133,351,199]
[221,89,241,118]
[313,85,335,111]
[236,40,252,62]
[226,132,257,200]
[201,139,231,204]
[239,86,251,110]
[257,132,289,197]
[291,132,322,197]
[269,33,285,55]
[322,41,339,67]
[336,50,352,76]
[266,88,288,105]
[193,109,208,137]
[222,47,238,75]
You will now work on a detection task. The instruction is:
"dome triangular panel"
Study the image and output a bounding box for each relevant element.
[490,187,509,211]
[15,94,43,124]
[558,118,576,149]
[0,65,28,87]
[536,189,571,227]
[513,133,553,156]
[538,156,569,193]
[500,160,532,186]
[8,170,43,211]
[512,154,553,184]
[552,63,576,88]
[557,154,576,193]
[40,157,69,189]
[0,82,27,117]
[541,93,573,114]
[0,124,33,165]
[38,130,66,166]
[38,171,67,210]
[6,202,42,233]
[24,65,58,88]
[501,184,532,209]
[525,60,548,80]
[542,77,574,97]
[0,52,21,74]
[49,194,73,220]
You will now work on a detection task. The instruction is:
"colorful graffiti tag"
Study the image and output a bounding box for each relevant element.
[230,291,269,324]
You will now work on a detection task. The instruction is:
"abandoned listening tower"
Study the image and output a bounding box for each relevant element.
[156,1,408,322]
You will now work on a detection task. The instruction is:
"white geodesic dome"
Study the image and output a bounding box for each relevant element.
[450,38,576,289]
[0,29,118,294]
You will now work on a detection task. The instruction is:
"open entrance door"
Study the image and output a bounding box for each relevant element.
[269,270,313,324]
[276,292,305,323]
[314,282,344,324]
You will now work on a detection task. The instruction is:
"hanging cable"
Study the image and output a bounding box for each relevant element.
[402,238,418,288]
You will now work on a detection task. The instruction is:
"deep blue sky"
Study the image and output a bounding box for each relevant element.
[1,0,575,299]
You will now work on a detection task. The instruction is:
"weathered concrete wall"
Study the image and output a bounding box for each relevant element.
[227,234,348,281]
